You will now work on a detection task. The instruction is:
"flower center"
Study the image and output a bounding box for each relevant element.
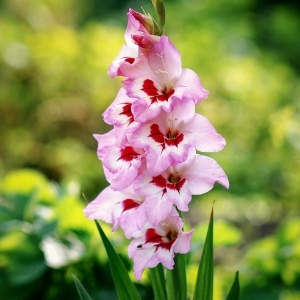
[122,199,140,212]
[167,173,179,184]
[119,102,134,124]
[149,124,184,149]
[118,146,140,162]
[166,170,186,192]
[142,79,175,103]
[138,228,178,251]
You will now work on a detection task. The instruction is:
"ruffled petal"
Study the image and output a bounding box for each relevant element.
[183,114,226,152]
[184,154,229,194]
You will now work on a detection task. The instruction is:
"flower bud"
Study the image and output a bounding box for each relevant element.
[151,0,165,29]
[129,8,160,36]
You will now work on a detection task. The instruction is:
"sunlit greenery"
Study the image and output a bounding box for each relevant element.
[1,0,299,299]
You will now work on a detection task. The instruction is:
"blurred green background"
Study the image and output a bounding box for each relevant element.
[0,0,300,299]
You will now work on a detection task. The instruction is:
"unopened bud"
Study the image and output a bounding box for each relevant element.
[151,0,165,29]
[129,9,160,36]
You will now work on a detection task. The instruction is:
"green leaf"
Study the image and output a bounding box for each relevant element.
[150,264,167,300]
[166,269,175,300]
[226,271,240,300]
[167,254,187,300]
[94,221,141,300]
[193,208,214,300]
[73,275,93,300]
[9,257,47,285]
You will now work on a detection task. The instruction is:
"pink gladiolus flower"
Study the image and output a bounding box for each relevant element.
[94,130,145,191]
[133,152,229,225]
[103,88,136,128]
[128,208,194,281]
[108,45,139,78]
[130,101,226,175]
[121,36,208,122]
[109,9,160,78]
[102,88,141,146]
[85,6,229,281]
[84,186,148,238]
[126,9,160,50]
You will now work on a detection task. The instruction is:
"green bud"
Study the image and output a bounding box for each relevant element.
[151,0,166,30]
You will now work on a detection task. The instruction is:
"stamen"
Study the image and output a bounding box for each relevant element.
[155,53,171,89]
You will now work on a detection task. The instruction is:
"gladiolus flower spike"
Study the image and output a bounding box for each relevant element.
[84,6,229,282]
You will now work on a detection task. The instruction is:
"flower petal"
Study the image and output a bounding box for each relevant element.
[183,154,229,194]
[183,114,226,152]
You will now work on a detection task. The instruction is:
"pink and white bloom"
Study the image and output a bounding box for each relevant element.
[94,130,117,161]
[133,152,229,225]
[130,101,226,175]
[109,9,160,78]
[128,208,194,281]
[102,88,141,146]
[103,88,136,128]
[85,6,229,282]
[121,36,209,122]
[105,144,145,191]
[94,130,145,190]
[125,9,160,50]
[108,45,139,78]
[84,186,147,238]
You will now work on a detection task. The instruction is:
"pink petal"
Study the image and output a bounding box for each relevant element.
[183,154,229,194]
[144,193,174,226]
[183,114,226,152]
[103,145,144,190]
[147,35,182,85]
[108,45,138,78]
[173,230,194,253]
[131,97,162,122]
[83,186,123,226]
[102,88,135,127]
[175,68,209,104]
[93,130,116,161]
[128,241,158,281]
[84,186,147,237]
[166,179,192,212]
[118,202,148,238]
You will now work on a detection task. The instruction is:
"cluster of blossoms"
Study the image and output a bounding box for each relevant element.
[84,9,229,281]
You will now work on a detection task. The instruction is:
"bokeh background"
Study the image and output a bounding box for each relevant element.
[0,0,300,299]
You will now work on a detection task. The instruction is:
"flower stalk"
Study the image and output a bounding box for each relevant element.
[82,3,240,299]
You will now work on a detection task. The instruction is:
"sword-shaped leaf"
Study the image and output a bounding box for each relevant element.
[95,221,141,300]
[193,208,214,300]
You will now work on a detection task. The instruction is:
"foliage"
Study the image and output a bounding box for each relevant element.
[0,169,150,300]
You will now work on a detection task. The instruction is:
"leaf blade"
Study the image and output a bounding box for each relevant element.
[167,254,187,300]
[225,271,240,300]
[150,264,168,300]
[73,275,93,300]
[193,208,214,300]
[94,221,141,300]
